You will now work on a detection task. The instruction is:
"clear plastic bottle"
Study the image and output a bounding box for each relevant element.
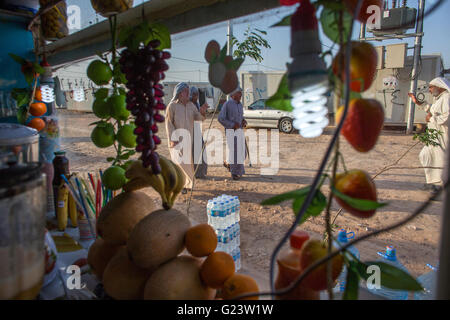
[216,228,223,252]
[414,264,437,300]
[222,227,230,254]
[210,201,218,229]
[230,198,236,224]
[334,229,360,293]
[236,248,241,271]
[224,200,231,227]
[207,200,212,225]
[234,196,240,222]
[368,246,409,300]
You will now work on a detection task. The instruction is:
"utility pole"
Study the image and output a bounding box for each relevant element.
[227,20,233,56]
[406,0,425,134]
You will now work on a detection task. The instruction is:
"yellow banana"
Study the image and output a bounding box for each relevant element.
[159,155,178,199]
[126,160,169,208]
[57,184,69,231]
[169,161,186,206]
[68,193,78,227]
[123,177,149,192]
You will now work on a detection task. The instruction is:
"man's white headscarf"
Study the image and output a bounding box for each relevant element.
[171,82,189,102]
[429,77,450,92]
[189,86,199,99]
[229,86,242,96]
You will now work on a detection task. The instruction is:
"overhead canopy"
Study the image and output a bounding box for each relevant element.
[40,0,281,68]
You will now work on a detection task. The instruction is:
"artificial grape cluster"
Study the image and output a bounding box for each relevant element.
[119,39,171,174]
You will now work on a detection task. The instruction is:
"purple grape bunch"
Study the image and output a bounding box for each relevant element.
[119,39,170,174]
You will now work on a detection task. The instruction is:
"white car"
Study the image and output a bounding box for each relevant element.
[244,99,294,134]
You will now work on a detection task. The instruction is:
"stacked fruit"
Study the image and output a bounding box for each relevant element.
[39,0,69,40]
[119,39,170,173]
[123,157,184,210]
[89,194,259,300]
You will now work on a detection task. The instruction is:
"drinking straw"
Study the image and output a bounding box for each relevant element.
[96,180,101,219]
[75,177,96,236]
[88,172,96,192]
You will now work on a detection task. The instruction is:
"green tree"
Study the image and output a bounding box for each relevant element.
[231,26,271,63]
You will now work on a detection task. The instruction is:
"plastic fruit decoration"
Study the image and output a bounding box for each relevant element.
[29,102,47,117]
[205,40,244,94]
[299,239,344,291]
[343,0,383,23]
[27,117,46,132]
[332,41,378,92]
[334,169,378,218]
[335,98,384,152]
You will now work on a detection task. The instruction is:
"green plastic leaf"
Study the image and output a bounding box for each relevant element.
[24,70,34,85]
[107,157,115,162]
[226,58,244,71]
[149,23,171,50]
[355,261,423,291]
[119,153,130,160]
[12,88,31,107]
[32,63,45,75]
[266,73,293,112]
[261,186,310,206]
[343,262,360,300]
[16,106,29,125]
[320,7,352,44]
[9,53,26,65]
[94,88,109,100]
[219,44,228,62]
[331,187,388,211]
[89,120,106,126]
[270,14,292,27]
[292,188,327,224]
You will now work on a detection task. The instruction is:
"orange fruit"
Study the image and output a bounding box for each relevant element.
[185,224,217,257]
[27,117,46,132]
[29,102,47,117]
[222,274,259,300]
[35,88,43,101]
[200,251,235,289]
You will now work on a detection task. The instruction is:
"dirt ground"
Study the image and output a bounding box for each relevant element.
[58,109,444,290]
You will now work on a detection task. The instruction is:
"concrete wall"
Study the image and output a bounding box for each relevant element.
[241,71,284,107]
[363,51,444,124]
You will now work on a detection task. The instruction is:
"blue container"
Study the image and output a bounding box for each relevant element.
[334,229,360,293]
[414,264,437,300]
[368,246,409,300]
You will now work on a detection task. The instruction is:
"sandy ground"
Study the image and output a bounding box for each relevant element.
[58,109,444,291]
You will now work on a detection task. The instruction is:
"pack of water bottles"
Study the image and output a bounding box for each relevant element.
[207,195,241,270]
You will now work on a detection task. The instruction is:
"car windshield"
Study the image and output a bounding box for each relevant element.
[248,100,266,110]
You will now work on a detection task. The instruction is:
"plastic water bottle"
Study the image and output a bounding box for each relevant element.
[210,202,218,229]
[225,201,231,227]
[368,246,409,300]
[222,227,230,254]
[334,229,360,293]
[236,248,241,270]
[230,198,236,224]
[414,264,437,300]
[207,200,212,225]
[234,196,240,222]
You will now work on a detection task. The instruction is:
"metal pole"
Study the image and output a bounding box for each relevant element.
[406,0,425,134]
[227,19,233,56]
[436,123,450,299]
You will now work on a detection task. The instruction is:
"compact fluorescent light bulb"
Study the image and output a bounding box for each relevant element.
[288,0,329,138]
[41,85,55,103]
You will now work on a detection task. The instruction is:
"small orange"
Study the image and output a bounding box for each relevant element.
[200,251,235,289]
[27,117,46,132]
[35,88,43,101]
[29,102,47,117]
[222,274,260,300]
[185,223,217,257]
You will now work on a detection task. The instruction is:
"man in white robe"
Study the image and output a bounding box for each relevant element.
[165,82,207,193]
[409,77,450,195]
